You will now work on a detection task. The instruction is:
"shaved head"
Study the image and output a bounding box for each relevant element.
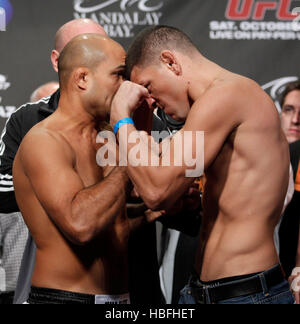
[58,34,108,89]
[57,33,125,119]
[58,33,125,92]
[30,82,59,102]
[55,19,107,53]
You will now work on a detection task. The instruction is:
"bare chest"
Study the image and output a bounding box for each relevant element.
[66,131,103,188]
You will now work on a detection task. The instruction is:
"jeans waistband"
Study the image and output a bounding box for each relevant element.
[28,287,96,304]
[189,264,286,304]
[28,286,130,305]
[191,264,285,287]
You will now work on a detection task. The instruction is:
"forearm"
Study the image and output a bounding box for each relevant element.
[127,202,147,232]
[128,215,148,233]
[71,167,129,240]
[127,202,148,219]
[127,202,166,233]
[127,203,155,233]
[118,125,194,210]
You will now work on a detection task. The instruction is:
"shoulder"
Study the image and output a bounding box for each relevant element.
[11,96,52,119]
[204,74,266,107]
[186,76,245,128]
[191,74,272,123]
[19,125,74,165]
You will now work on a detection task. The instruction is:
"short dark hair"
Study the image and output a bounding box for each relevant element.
[280,80,300,107]
[125,25,197,79]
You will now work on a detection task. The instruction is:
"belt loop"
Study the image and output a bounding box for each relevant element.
[259,273,269,297]
[205,288,211,304]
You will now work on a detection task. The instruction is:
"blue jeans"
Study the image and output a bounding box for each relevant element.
[179,266,295,305]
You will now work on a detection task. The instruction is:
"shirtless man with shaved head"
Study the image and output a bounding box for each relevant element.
[0,18,108,305]
[12,34,132,304]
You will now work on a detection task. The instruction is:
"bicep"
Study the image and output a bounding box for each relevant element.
[128,91,239,209]
[182,94,239,171]
[157,93,238,195]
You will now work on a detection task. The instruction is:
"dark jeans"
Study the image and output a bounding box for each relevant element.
[28,287,98,304]
[28,287,131,304]
[179,265,295,304]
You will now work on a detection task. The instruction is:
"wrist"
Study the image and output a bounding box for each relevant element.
[113,117,135,135]
[111,105,130,126]
[117,168,132,196]
[112,166,128,182]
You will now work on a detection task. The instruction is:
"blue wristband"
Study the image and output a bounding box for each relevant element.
[113,118,135,135]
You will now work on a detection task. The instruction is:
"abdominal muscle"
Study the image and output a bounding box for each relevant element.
[31,219,129,296]
[195,213,280,282]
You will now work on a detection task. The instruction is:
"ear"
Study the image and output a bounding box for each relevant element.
[73,68,89,91]
[160,50,182,76]
[51,50,60,73]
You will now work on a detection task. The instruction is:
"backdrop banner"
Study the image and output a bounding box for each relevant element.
[0,0,300,132]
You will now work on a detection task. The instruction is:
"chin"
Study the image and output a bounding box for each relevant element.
[287,136,300,144]
[171,115,184,122]
[174,110,188,123]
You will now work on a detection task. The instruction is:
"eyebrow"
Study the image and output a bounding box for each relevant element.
[115,65,126,70]
[283,104,300,110]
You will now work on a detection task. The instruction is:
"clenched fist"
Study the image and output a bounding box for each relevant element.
[110,81,150,128]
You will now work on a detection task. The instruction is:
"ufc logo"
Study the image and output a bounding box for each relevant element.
[226,0,299,20]
[292,7,300,30]
[0,7,5,31]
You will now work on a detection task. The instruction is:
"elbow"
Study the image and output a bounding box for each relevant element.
[142,188,167,211]
[72,231,93,246]
[67,222,95,246]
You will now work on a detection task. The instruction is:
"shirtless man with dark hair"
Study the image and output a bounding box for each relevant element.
[13,34,133,304]
[110,26,294,304]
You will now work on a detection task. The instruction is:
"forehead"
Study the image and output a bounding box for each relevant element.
[104,42,126,64]
[284,90,300,105]
[130,65,159,84]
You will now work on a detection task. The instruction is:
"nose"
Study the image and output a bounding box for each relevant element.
[291,109,300,125]
[145,97,157,109]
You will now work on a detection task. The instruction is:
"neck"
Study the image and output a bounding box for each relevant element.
[56,92,98,131]
[186,55,225,103]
